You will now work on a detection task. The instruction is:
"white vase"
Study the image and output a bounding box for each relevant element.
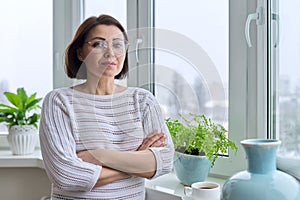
[7,125,38,155]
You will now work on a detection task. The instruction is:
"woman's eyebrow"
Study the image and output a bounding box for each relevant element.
[89,36,125,41]
[89,36,106,41]
[112,37,125,41]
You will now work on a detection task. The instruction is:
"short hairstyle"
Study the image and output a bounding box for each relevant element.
[65,14,129,79]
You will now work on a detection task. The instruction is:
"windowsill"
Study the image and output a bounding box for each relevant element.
[145,171,226,198]
[0,148,44,168]
[277,155,300,181]
[0,147,225,199]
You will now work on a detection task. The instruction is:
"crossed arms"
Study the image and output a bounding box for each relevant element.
[77,131,167,187]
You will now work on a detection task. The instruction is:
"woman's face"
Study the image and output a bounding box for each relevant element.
[78,25,128,79]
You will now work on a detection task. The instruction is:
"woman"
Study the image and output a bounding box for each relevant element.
[39,14,174,200]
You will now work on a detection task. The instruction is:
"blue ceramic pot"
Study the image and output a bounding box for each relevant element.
[222,139,300,200]
[173,151,211,186]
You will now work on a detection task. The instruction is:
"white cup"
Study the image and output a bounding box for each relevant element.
[184,181,220,200]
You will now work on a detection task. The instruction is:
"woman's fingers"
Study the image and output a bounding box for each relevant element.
[138,131,166,150]
[145,132,164,146]
[151,135,166,147]
[77,150,101,165]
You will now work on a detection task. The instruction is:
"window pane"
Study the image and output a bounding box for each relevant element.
[274,1,300,157]
[84,0,127,28]
[154,0,228,126]
[0,0,53,131]
[83,0,127,86]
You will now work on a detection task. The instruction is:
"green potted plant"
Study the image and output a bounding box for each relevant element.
[0,87,42,155]
[166,113,238,185]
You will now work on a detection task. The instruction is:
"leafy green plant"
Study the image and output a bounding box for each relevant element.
[166,113,237,166]
[0,87,42,128]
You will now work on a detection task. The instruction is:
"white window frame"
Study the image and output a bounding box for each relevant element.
[211,0,263,176]
[126,0,155,93]
[135,0,263,177]
[266,0,300,180]
[53,0,143,89]
[55,0,270,177]
[53,0,84,89]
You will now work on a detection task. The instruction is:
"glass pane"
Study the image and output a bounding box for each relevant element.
[0,0,53,132]
[154,0,229,127]
[84,0,127,28]
[274,0,300,157]
[83,0,127,86]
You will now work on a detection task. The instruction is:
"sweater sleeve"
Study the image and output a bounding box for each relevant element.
[39,91,102,192]
[142,92,174,179]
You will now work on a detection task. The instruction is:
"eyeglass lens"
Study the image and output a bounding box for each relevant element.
[88,39,128,55]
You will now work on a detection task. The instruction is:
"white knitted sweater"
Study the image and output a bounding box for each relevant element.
[39,87,174,200]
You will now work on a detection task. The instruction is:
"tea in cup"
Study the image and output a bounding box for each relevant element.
[184,181,220,200]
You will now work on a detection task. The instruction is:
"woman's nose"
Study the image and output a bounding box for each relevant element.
[103,45,115,58]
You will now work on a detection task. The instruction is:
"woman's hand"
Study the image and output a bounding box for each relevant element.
[95,167,131,187]
[77,150,102,165]
[137,131,166,151]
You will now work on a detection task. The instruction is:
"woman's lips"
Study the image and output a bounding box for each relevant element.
[101,61,116,67]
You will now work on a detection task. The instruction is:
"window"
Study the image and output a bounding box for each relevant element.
[0,0,53,132]
[273,0,300,157]
[154,0,228,126]
[83,0,128,87]
[268,0,300,179]
[84,0,127,28]
[55,0,262,177]
[53,0,129,89]
[151,0,250,177]
[50,0,300,180]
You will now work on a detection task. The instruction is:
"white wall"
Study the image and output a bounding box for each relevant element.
[0,168,51,200]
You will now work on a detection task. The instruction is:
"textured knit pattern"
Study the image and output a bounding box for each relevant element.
[39,87,174,200]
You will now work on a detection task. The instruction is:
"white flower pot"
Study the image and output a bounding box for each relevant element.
[7,125,38,155]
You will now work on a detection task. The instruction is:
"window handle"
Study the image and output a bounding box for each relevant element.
[272,13,279,48]
[245,7,264,47]
[135,38,143,63]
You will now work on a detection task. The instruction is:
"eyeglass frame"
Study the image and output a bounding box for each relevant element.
[84,37,129,56]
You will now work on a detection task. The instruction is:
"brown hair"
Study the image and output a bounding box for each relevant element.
[65,14,129,79]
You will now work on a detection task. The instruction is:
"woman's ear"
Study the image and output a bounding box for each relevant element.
[77,49,84,61]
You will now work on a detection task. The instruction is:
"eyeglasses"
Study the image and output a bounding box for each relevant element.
[85,38,129,56]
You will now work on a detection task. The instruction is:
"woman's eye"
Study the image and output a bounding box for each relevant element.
[113,43,124,49]
[92,42,102,48]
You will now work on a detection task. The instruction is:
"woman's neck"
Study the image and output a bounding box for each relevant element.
[84,78,115,95]
[73,76,126,95]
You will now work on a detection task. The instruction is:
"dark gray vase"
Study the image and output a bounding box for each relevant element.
[173,151,211,186]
